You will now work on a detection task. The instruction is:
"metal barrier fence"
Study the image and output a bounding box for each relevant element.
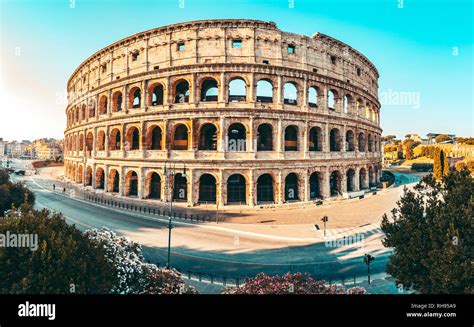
[84,194,215,223]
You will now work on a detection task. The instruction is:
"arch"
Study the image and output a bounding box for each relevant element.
[109,169,120,193]
[346,168,356,192]
[308,86,318,108]
[97,130,105,151]
[283,82,298,105]
[175,80,190,103]
[330,128,341,151]
[309,126,323,151]
[368,134,374,152]
[198,174,217,203]
[257,123,273,151]
[256,79,273,103]
[227,123,246,152]
[81,104,86,121]
[85,132,93,152]
[146,125,162,150]
[88,99,95,118]
[110,129,121,150]
[172,124,189,150]
[330,171,342,196]
[284,173,299,201]
[95,167,105,190]
[125,170,138,196]
[77,165,83,184]
[328,89,337,110]
[150,84,164,106]
[309,172,322,199]
[126,127,140,150]
[130,87,141,109]
[200,78,218,102]
[346,130,355,151]
[85,166,93,186]
[229,78,247,102]
[78,134,84,151]
[257,174,274,203]
[358,132,366,152]
[198,123,218,150]
[112,91,123,112]
[99,95,107,115]
[173,173,187,201]
[343,95,351,114]
[284,125,298,151]
[359,168,368,189]
[227,174,246,204]
[146,172,161,199]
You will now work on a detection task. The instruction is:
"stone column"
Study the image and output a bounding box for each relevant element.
[248,117,254,154]
[276,75,282,106]
[138,167,145,199]
[187,168,194,206]
[354,168,360,191]
[304,170,309,201]
[104,165,109,192]
[324,122,329,153]
[303,121,309,158]
[119,166,125,196]
[248,169,255,206]
[248,73,255,104]
[218,169,225,207]
[322,167,330,199]
[277,170,283,204]
[302,77,308,111]
[277,118,283,158]
[219,72,226,104]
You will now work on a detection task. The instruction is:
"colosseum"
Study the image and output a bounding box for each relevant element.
[64,19,382,209]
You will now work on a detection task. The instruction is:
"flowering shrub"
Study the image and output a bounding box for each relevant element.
[222,272,366,295]
[85,228,196,294]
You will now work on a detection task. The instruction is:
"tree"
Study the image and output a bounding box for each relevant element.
[435,134,451,143]
[381,169,473,294]
[433,147,442,180]
[84,228,196,294]
[222,272,366,294]
[441,149,450,176]
[0,169,35,214]
[0,205,116,294]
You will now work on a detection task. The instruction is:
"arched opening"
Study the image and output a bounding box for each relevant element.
[283,82,298,105]
[330,171,342,196]
[257,124,273,151]
[284,173,299,201]
[227,174,246,204]
[256,79,273,103]
[147,126,162,150]
[346,130,355,151]
[358,132,365,152]
[88,99,95,118]
[126,127,140,150]
[257,174,274,203]
[199,174,216,203]
[172,124,189,150]
[110,129,121,150]
[309,126,323,151]
[346,169,356,192]
[227,123,246,152]
[328,90,336,110]
[95,168,105,190]
[309,172,322,199]
[199,124,217,150]
[173,173,187,201]
[151,85,164,106]
[330,128,341,151]
[344,95,351,114]
[78,134,84,151]
[359,168,368,190]
[308,87,318,108]
[77,165,83,184]
[200,79,218,102]
[229,78,246,102]
[81,104,86,121]
[125,171,138,196]
[85,132,93,152]
[97,131,105,151]
[99,95,107,115]
[112,91,123,112]
[147,172,161,199]
[284,126,298,151]
[131,88,141,109]
[109,169,120,193]
[175,80,190,103]
[85,166,93,186]
[368,134,374,152]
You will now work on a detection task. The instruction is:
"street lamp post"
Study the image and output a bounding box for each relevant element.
[364,254,375,285]
[321,215,329,237]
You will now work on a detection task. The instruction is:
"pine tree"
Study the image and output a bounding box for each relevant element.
[381,168,473,294]
[441,149,450,176]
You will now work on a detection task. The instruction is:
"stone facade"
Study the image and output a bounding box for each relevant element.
[64,19,382,207]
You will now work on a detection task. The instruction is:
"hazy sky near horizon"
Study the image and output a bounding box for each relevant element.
[0,0,472,141]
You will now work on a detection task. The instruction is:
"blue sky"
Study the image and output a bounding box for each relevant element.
[0,0,472,140]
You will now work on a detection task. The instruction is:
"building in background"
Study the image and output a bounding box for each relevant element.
[32,138,63,160]
[0,138,5,158]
